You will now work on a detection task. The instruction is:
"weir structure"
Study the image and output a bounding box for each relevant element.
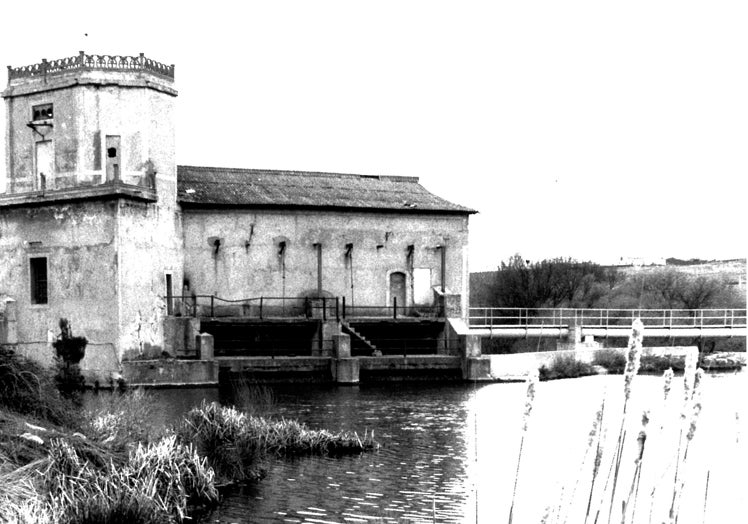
[119,302,746,387]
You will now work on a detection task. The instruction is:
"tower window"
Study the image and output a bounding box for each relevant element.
[30,257,48,305]
[105,135,121,181]
[32,103,53,121]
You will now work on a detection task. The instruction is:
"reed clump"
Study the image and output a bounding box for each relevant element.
[179,401,378,483]
[42,435,218,523]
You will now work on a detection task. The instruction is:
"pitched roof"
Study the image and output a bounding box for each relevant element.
[177,165,476,214]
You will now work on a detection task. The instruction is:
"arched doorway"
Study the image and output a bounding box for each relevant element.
[389,272,407,312]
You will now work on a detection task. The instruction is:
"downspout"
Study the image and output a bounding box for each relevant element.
[345,243,354,309]
[278,241,286,304]
[440,244,446,293]
[314,243,322,296]
[6,97,14,192]
[407,244,415,307]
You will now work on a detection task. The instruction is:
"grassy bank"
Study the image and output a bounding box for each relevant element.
[0,349,377,523]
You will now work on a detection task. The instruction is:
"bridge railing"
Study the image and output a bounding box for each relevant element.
[468,307,748,329]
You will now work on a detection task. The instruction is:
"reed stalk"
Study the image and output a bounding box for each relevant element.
[508,369,538,524]
[621,411,648,524]
[701,470,710,524]
[598,319,643,524]
[668,350,700,521]
[578,395,606,524]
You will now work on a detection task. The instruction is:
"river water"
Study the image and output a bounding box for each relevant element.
[137,372,746,523]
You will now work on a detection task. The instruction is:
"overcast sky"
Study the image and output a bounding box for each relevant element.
[1,1,745,270]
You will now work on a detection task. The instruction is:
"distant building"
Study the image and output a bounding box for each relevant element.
[0,53,475,380]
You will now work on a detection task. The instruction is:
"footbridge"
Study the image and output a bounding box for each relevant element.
[467,308,747,339]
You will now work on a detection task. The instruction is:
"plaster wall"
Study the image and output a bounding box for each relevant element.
[182,209,469,315]
[116,199,182,360]
[0,201,119,367]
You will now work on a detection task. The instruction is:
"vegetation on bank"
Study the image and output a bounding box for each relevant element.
[480,255,745,311]
[537,347,736,381]
[0,348,378,523]
[476,255,746,355]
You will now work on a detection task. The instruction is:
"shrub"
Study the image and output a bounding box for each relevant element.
[640,353,684,373]
[539,354,597,381]
[592,349,627,374]
[0,347,80,428]
[52,319,87,400]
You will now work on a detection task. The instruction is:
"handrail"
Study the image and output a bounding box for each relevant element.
[166,294,442,320]
[468,307,748,329]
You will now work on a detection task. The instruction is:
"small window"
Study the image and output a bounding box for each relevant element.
[105,135,121,181]
[30,257,48,305]
[32,103,53,121]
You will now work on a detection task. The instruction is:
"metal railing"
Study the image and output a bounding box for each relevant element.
[468,307,748,329]
[8,52,174,82]
[169,294,442,320]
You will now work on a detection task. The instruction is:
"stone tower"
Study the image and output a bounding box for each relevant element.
[0,52,182,378]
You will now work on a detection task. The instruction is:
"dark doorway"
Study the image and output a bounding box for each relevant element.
[165,274,173,315]
[390,272,406,312]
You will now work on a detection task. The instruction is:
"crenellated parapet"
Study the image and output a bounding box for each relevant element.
[7,51,174,83]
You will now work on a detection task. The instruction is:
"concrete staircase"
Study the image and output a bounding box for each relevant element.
[341,321,378,353]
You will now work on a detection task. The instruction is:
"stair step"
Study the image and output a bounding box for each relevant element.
[342,322,377,350]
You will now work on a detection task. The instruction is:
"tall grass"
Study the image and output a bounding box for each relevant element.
[228,377,275,416]
[44,435,219,523]
[86,389,161,447]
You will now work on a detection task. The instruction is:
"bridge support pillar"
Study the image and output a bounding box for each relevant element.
[313,321,340,357]
[462,356,491,381]
[197,333,214,361]
[465,334,482,358]
[333,358,359,385]
[333,333,351,358]
[332,333,359,384]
